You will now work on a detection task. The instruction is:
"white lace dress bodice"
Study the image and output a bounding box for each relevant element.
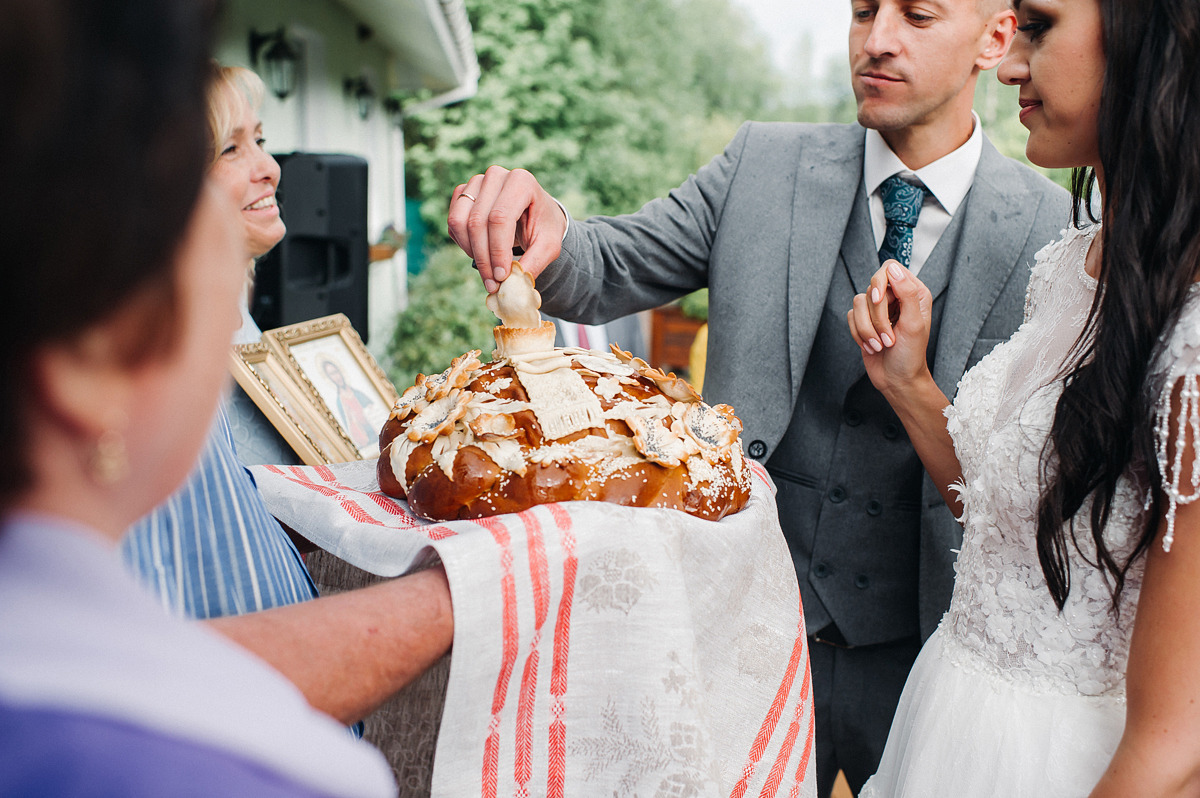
[944,226,1148,699]
[862,226,1200,796]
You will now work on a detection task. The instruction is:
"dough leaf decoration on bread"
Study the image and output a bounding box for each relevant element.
[485,260,542,329]
[377,261,751,521]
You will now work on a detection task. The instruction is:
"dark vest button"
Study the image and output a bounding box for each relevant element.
[866,499,882,516]
[854,574,870,589]
[829,486,846,503]
[747,439,767,459]
[814,562,830,578]
[844,409,862,427]
[883,423,900,440]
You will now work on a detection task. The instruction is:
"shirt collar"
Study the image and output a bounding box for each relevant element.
[863,111,983,215]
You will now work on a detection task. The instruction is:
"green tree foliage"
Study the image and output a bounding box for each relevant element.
[395,0,775,382]
[386,245,497,390]
[679,287,709,321]
[402,0,777,242]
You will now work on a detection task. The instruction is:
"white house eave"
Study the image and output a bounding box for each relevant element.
[336,0,479,93]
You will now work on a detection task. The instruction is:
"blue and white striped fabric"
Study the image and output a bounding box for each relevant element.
[120,406,318,620]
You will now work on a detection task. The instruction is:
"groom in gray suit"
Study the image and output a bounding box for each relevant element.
[448,0,1069,793]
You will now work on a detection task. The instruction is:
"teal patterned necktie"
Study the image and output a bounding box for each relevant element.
[878,175,927,268]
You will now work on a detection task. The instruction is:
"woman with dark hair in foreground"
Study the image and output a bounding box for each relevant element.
[0,1,394,794]
[119,61,454,743]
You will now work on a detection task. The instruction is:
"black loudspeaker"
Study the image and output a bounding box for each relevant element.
[251,152,370,341]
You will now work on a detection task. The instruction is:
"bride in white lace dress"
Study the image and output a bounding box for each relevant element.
[846,0,1200,794]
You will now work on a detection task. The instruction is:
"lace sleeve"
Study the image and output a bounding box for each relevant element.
[1153,298,1200,551]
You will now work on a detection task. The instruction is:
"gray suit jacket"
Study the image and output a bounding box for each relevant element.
[538,122,1071,639]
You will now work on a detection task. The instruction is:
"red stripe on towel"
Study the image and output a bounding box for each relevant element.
[546,503,576,798]
[515,509,551,791]
[476,516,519,798]
[729,604,807,798]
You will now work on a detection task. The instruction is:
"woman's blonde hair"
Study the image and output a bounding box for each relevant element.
[206,64,266,163]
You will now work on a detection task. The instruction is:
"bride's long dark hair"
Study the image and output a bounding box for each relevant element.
[1037,0,1200,609]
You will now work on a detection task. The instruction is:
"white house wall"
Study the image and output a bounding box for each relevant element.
[216,0,410,358]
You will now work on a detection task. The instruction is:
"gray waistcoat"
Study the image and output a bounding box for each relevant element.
[767,184,963,646]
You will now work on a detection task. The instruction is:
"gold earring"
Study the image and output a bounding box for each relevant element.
[89,429,128,486]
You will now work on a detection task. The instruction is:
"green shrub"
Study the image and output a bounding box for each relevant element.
[679,288,709,321]
[387,245,497,390]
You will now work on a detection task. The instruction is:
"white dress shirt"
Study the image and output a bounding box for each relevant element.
[863,112,984,275]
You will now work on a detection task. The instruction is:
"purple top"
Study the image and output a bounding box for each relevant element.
[0,513,395,797]
[0,702,335,797]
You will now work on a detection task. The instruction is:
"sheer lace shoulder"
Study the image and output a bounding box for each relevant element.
[1151,291,1200,550]
[1023,226,1095,325]
[946,225,1096,486]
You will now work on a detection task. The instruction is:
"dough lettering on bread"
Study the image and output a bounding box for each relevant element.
[377,262,751,521]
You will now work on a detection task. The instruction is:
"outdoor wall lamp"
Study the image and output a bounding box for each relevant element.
[383,97,403,127]
[344,76,376,120]
[249,27,299,100]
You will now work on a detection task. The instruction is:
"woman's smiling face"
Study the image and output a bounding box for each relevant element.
[209,93,285,259]
[998,0,1106,170]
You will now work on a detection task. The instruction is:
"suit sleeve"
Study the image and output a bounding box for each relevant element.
[535,123,753,324]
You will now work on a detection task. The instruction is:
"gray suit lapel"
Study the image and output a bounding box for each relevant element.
[930,138,1043,392]
[911,212,959,301]
[841,183,878,295]
[787,127,864,398]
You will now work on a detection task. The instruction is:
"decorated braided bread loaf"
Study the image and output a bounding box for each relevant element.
[376,318,751,522]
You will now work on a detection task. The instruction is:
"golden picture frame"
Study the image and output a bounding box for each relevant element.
[229,339,361,465]
[264,313,399,461]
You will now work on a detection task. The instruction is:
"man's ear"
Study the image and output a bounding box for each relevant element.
[977,9,1017,70]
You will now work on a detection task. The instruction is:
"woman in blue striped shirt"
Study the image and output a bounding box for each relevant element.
[121,65,316,622]
[120,65,454,734]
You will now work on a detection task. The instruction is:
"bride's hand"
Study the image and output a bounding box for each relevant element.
[846,259,934,397]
